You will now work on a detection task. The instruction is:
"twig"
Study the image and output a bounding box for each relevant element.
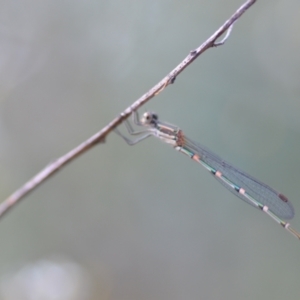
[214,24,234,46]
[0,0,256,219]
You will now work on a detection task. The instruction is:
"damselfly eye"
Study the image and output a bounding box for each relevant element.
[152,114,158,120]
[142,112,158,126]
[143,112,155,122]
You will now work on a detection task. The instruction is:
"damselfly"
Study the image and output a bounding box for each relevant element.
[115,111,300,240]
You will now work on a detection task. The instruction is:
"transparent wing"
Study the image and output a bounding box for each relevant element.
[184,137,294,220]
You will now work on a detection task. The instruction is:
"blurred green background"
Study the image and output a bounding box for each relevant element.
[1,0,300,299]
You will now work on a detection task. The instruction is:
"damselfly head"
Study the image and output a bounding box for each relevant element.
[141,112,158,126]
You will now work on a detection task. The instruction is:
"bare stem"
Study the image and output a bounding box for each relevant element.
[0,0,256,219]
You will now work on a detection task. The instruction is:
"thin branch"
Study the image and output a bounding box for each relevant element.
[0,0,256,219]
[214,24,234,46]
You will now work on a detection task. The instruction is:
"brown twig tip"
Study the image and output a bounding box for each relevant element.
[0,0,257,220]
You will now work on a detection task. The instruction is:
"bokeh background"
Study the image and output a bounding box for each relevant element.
[0,0,300,299]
